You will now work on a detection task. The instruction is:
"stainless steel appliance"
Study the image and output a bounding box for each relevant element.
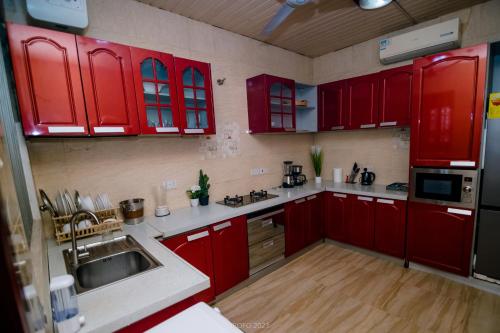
[216,190,278,208]
[474,41,500,283]
[282,161,294,188]
[246,206,285,275]
[410,167,478,209]
[291,164,307,186]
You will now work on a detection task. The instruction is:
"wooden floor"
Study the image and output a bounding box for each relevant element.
[217,243,500,333]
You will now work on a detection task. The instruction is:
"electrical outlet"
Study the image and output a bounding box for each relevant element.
[163,179,177,190]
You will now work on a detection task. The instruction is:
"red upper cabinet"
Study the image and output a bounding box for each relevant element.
[161,228,215,302]
[346,74,379,130]
[247,74,296,133]
[317,80,347,131]
[378,65,413,128]
[130,47,180,135]
[174,57,215,135]
[324,192,350,243]
[410,44,487,168]
[7,23,88,136]
[407,202,474,276]
[374,198,406,258]
[349,195,375,249]
[211,216,249,295]
[76,36,140,136]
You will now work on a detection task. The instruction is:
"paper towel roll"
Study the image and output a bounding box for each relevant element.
[333,168,342,183]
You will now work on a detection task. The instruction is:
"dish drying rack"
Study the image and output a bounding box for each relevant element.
[52,208,123,244]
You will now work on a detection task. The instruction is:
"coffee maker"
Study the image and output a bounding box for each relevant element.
[291,165,307,186]
[282,161,294,188]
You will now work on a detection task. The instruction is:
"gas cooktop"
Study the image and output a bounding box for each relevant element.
[216,190,278,208]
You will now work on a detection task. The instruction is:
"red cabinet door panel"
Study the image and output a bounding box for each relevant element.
[77,36,140,135]
[306,194,322,244]
[318,80,347,131]
[324,192,350,242]
[407,202,474,276]
[174,57,215,135]
[211,216,249,295]
[349,195,375,249]
[410,44,487,168]
[130,47,180,135]
[285,198,308,256]
[347,74,379,130]
[7,23,88,136]
[378,65,412,127]
[161,228,215,302]
[374,199,406,258]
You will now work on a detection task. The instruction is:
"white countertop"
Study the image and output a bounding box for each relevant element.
[46,180,406,332]
[47,223,210,333]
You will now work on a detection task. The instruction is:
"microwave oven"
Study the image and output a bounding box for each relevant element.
[410,167,478,209]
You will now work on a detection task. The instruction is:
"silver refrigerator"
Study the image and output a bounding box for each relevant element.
[474,42,500,282]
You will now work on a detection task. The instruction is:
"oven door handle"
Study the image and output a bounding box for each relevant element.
[247,209,284,223]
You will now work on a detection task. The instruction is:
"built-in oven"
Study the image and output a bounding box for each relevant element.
[410,167,478,209]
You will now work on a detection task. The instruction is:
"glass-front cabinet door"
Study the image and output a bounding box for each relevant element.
[268,76,295,132]
[174,57,215,135]
[130,47,180,134]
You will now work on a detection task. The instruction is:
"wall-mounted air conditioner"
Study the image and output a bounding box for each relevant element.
[27,0,88,29]
[379,18,460,65]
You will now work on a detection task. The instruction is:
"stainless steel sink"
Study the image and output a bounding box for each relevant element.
[63,235,162,294]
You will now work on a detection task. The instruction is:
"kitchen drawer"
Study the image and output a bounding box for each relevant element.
[247,217,284,246]
[249,234,285,270]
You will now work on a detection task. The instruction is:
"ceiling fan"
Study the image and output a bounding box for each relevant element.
[261,0,393,36]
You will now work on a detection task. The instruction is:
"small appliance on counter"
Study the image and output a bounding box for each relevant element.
[155,205,170,217]
[291,164,307,186]
[360,168,376,185]
[282,161,295,188]
[120,198,144,224]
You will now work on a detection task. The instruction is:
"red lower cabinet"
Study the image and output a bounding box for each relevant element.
[349,195,375,249]
[306,194,323,245]
[114,297,196,333]
[285,198,308,256]
[161,228,215,302]
[324,192,350,242]
[374,198,406,258]
[211,216,249,295]
[407,202,474,276]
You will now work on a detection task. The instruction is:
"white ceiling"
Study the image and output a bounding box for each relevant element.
[137,0,488,57]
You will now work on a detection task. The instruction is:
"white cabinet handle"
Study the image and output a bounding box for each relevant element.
[333,193,347,198]
[331,126,344,130]
[450,161,475,167]
[379,121,397,127]
[357,196,373,202]
[156,127,179,133]
[307,195,317,200]
[94,126,125,133]
[184,128,204,134]
[447,208,472,216]
[261,219,273,227]
[187,230,209,241]
[48,126,85,134]
[360,124,376,129]
[377,198,394,204]
[213,221,231,231]
[262,240,274,249]
[295,198,306,204]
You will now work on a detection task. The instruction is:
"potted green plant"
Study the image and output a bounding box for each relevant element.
[186,185,201,207]
[198,169,211,206]
[311,145,323,184]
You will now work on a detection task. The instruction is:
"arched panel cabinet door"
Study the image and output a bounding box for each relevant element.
[174,57,215,135]
[130,47,180,135]
[7,23,88,136]
[410,44,487,168]
[76,36,140,136]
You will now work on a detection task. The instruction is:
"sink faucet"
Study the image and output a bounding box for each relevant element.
[70,210,100,266]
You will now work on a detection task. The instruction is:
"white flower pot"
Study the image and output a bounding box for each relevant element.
[315,176,322,184]
[190,198,199,207]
